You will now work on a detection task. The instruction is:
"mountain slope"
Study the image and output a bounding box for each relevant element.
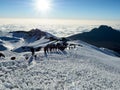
[0,40,120,90]
[10,28,57,43]
[0,29,58,51]
[68,25,120,55]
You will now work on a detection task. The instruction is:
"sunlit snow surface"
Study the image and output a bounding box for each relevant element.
[0,40,120,90]
[0,24,120,90]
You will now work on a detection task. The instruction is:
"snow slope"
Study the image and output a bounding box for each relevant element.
[0,40,120,90]
[0,29,58,52]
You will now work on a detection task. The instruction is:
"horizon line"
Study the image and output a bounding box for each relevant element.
[0,18,120,25]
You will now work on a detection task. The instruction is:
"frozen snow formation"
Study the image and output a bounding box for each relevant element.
[0,39,120,90]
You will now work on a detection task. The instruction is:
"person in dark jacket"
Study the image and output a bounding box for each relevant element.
[30,47,35,56]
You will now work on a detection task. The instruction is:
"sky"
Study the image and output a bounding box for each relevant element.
[0,0,120,21]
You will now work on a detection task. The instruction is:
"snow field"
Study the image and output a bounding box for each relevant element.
[0,43,120,90]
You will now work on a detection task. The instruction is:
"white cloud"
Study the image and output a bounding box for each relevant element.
[0,19,120,37]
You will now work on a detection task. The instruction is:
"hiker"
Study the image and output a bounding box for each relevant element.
[28,47,37,65]
[69,44,76,49]
[44,45,48,57]
[30,47,35,56]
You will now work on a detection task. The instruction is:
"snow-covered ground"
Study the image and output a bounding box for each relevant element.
[0,25,120,90]
[0,40,120,90]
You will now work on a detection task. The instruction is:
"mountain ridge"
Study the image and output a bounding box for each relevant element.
[0,28,58,51]
[68,25,120,55]
[10,28,57,43]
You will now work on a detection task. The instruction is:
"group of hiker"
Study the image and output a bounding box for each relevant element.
[0,39,81,65]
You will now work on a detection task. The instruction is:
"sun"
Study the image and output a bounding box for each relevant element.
[34,0,51,12]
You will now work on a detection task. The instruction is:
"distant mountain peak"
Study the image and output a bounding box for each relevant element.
[99,25,112,30]
[29,28,43,33]
[68,25,120,55]
[9,28,57,43]
[91,25,116,33]
[28,28,46,37]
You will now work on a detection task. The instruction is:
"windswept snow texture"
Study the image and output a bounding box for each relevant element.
[0,40,120,90]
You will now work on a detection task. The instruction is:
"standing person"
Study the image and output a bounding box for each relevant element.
[34,55,37,60]
[28,47,36,65]
[30,47,35,56]
[44,47,47,57]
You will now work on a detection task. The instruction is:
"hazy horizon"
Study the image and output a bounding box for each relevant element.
[0,18,120,25]
[0,18,120,37]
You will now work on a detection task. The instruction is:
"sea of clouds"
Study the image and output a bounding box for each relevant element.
[0,24,120,37]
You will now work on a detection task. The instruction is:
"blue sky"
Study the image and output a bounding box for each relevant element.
[0,0,120,20]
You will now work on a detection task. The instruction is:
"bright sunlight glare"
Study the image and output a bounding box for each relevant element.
[34,0,52,12]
